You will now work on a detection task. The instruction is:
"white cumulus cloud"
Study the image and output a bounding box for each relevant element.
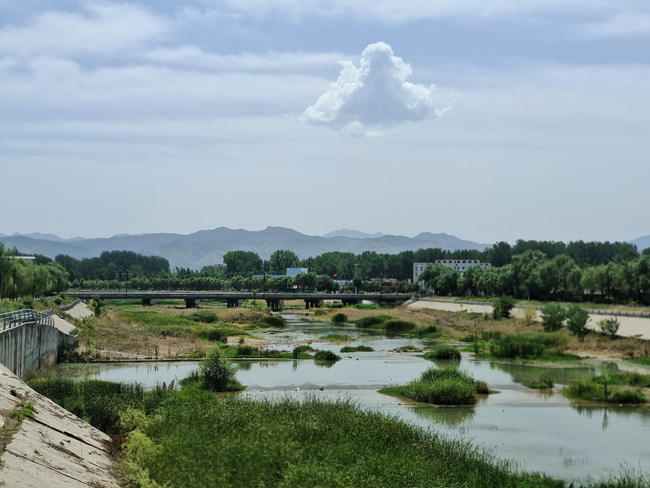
[300,42,449,135]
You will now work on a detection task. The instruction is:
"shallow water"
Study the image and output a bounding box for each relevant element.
[49,313,650,481]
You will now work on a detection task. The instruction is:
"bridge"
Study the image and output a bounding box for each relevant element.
[69,291,414,311]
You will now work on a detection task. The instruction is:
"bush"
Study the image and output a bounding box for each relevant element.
[199,346,237,391]
[235,345,259,356]
[521,305,538,326]
[489,333,569,360]
[340,345,375,353]
[566,304,589,341]
[492,296,515,320]
[261,315,287,328]
[424,345,461,360]
[188,311,218,323]
[355,316,388,328]
[598,318,620,337]
[540,303,566,332]
[331,313,348,323]
[383,320,416,332]
[525,374,554,389]
[313,350,341,361]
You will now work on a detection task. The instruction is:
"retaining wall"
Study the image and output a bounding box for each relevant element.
[0,322,76,381]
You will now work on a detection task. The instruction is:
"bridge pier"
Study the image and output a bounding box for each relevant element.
[304,299,324,309]
[185,298,200,308]
[142,298,156,306]
[266,299,284,312]
[226,299,243,308]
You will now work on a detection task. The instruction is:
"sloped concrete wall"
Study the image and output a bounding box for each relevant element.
[0,323,76,381]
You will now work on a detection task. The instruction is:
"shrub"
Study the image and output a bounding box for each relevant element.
[424,345,461,360]
[235,345,259,356]
[525,374,554,389]
[313,350,341,361]
[492,296,516,320]
[540,303,566,332]
[355,316,387,328]
[383,320,416,332]
[521,305,538,325]
[489,333,568,360]
[261,315,287,328]
[608,387,647,404]
[196,328,230,343]
[566,304,590,341]
[199,346,237,391]
[340,345,374,353]
[188,311,218,323]
[598,318,620,337]
[331,313,348,323]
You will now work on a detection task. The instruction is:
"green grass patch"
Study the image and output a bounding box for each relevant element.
[383,320,416,332]
[380,367,482,405]
[629,357,650,367]
[322,334,353,342]
[10,402,36,423]
[118,310,196,337]
[353,315,394,328]
[424,345,462,360]
[480,333,581,361]
[562,374,649,404]
[395,344,422,352]
[188,310,218,323]
[523,374,555,389]
[340,345,375,353]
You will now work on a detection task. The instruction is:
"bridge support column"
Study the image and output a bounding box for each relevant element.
[226,299,243,308]
[185,298,200,308]
[142,298,156,306]
[266,299,284,312]
[304,299,324,309]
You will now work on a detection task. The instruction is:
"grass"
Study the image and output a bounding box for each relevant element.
[353,315,395,328]
[523,374,555,389]
[331,313,348,323]
[380,367,481,406]
[562,373,650,404]
[479,333,583,361]
[322,334,354,342]
[423,345,462,360]
[340,345,375,353]
[10,403,36,424]
[29,376,649,488]
[629,357,650,367]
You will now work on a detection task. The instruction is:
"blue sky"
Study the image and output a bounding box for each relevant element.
[1,1,649,243]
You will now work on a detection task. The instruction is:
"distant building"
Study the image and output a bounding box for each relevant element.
[286,267,308,276]
[413,260,490,284]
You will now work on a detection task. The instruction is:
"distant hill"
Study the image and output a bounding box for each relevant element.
[0,227,491,270]
[629,235,650,251]
[322,229,385,239]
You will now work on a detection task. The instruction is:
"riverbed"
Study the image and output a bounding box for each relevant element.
[48,314,650,482]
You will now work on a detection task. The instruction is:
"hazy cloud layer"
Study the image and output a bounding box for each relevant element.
[301,43,448,135]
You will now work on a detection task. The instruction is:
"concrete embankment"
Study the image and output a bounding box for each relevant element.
[409,299,650,340]
[0,303,122,487]
[0,364,121,487]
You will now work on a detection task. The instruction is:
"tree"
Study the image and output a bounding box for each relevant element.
[540,303,566,332]
[222,251,263,277]
[493,296,516,320]
[200,346,237,391]
[598,318,620,337]
[566,304,589,341]
[268,250,299,275]
[90,294,106,317]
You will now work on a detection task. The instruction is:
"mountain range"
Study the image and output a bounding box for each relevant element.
[0,227,491,270]
[2,228,647,271]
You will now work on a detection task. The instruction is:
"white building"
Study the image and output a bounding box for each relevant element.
[413,260,490,283]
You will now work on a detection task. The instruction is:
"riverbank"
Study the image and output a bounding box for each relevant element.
[0,363,121,487]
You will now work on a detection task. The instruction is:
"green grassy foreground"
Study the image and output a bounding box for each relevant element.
[27,377,650,488]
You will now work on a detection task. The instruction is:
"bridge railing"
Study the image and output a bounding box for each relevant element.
[1,309,55,331]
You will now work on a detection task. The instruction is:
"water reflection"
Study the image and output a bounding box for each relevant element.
[487,361,619,385]
[410,406,476,427]
[572,405,650,431]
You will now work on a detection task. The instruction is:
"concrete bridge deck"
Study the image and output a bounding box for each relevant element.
[69,290,414,311]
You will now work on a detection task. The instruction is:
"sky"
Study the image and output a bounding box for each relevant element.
[1,1,649,244]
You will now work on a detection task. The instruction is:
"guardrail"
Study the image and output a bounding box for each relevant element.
[1,309,54,331]
[59,300,80,312]
[418,298,650,318]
